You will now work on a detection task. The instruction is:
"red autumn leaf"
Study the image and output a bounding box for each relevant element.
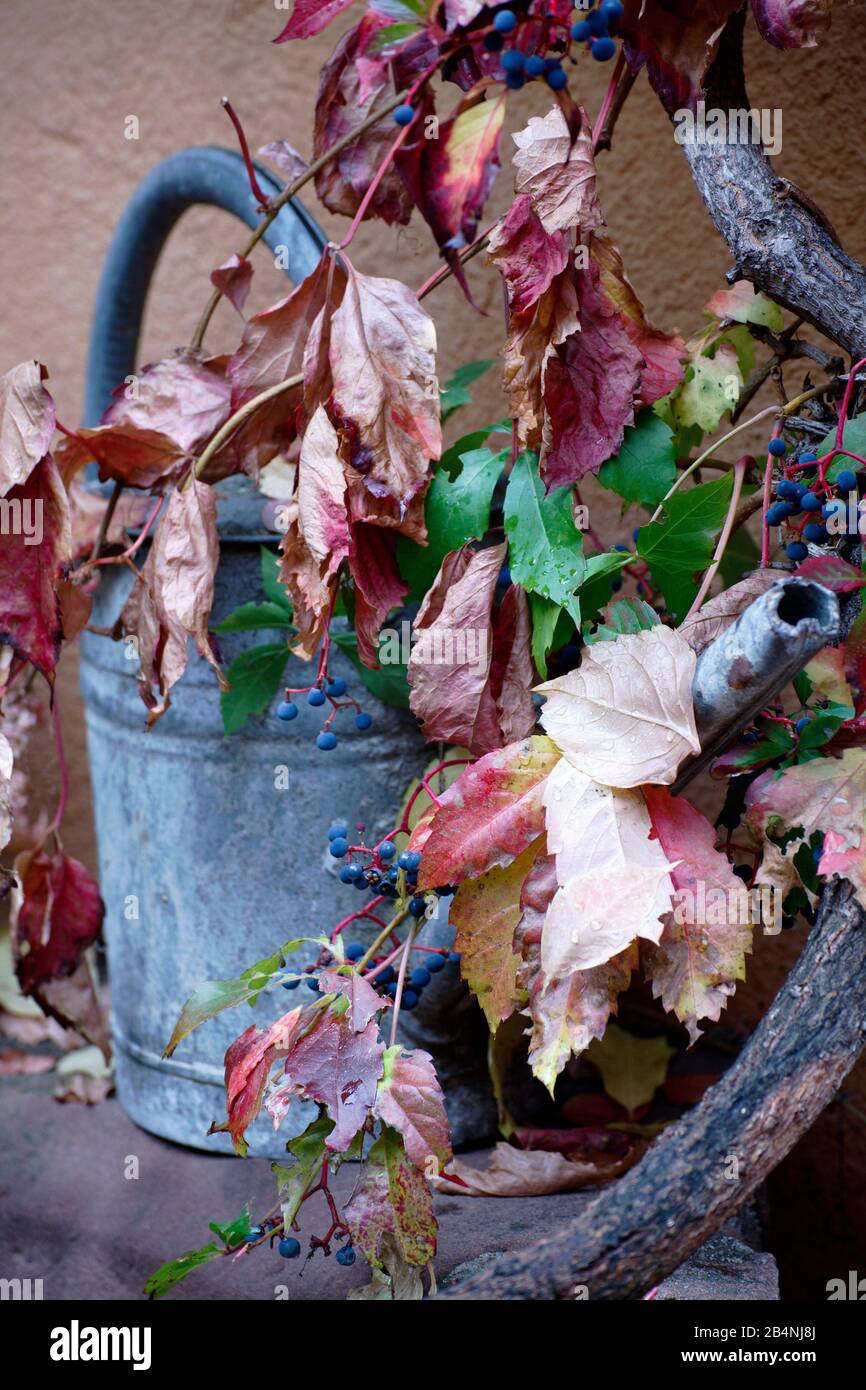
[487,195,569,319]
[511,105,603,237]
[408,543,503,754]
[0,360,55,495]
[794,554,866,593]
[0,455,71,678]
[592,235,686,405]
[217,1008,305,1154]
[348,520,407,667]
[396,90,506,253]
[210,255,253,316]
[279,1007,385,1152]
[279,406,350,660]
[329,264,441,504]
[618,1,743,112]
[344,1125,437,1269]
[101,353,232,455]
[542,257,644,487]
[117,479,226,722]
[489,584,537,745]
[750,0,832,49]
[55,424,186,491]
[450,841,539,1031]
[314,16,423,227]
[498,251,579,452]
[644,785,754,1042]
[273,0,359,42]
[373,1045,452,1171]
[318,967,389,1031]
[12,849,104,993]
[416,734,561,889]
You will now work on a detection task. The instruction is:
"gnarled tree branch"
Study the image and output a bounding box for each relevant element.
[679,12,866,359]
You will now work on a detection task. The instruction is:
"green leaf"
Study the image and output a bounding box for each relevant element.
[586,1022,674,1118]
[369,21,418,53]
[144,1244,222,1299]
[585,597,659,644]
[573,551,632,624]
[504,452,586,621]
[332,629,410,708]
[440,359,493,421]
[214,601,294,633]
[598,412,677,509]
[816,414,866,483]
[208,1205,254,1249]
[528,594,571,679]
[273,1115,335,1227]
[220,643,289,735]
[636,473,734,621]
[674,347,742,435]
[397,446,506,598]
[260,547,291,611]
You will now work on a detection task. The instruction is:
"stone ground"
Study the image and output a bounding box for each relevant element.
[0,1079,779,1301]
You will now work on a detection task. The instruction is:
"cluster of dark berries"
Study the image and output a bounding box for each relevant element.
[393,1,622,122]
[343,939,459,1011]
[328,822,425,903]
[277,675,372,752]
[764,435,860,562]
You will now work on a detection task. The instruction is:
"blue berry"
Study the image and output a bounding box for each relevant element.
[592,36,617,60]
[329,836,349,858]
[410,967,431,989]
[786,542,808,562]
[764,502,789,525]
[571,20,592,40]
[812,844,823,863]
[386,982,398,998]
[803,523,828,543]
[546,65,568,91]
[244,1226,263,1242]
[427,954,446,973]
[341,863,362,883]
[768,437,787,457]
[408,896,427,919]
[733,864,751,883]
[795,716,811,734]
[336,1245,356,1267]
[378,841,396,861]
[493,8,517,33]
[377,965,396,986]
[588,9,610,35]
[801,492,821,512]
[611,579,622,592]
[614,543,629,552]
[776,479,797,500]
[346,943,365,961]
[328,822,348,840]
[524,54,546,77]
[353,875,368,891]
[306,976,320,992]
[741,731,758,745]
[405,870,419,886]
[792,482,808,501]
[501,49,525,73]
[355,712,372,731]
[800,452,818,464]
[401,989,420,1010]
[282,977,300,990]
[277,700,298,721]
[317,731,338,750]
[387,867,399,884]
[393,104,415,126]
[601,0,625,19]
[308,688,326,707]
[837,469,857,492]
[448,951,462,964]
[505,72,526,89]
[401,851,422,871]
[279,1236,301,1259]
[483,31,504,51]
[326,677,347,697]
[822,502,836,518]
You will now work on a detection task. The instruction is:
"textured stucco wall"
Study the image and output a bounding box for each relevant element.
[2,0,865,1295]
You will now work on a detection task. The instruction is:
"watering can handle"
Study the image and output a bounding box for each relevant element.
[83,145,328,426]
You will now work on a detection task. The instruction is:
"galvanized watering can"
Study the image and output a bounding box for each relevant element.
[79,148,496,1156]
